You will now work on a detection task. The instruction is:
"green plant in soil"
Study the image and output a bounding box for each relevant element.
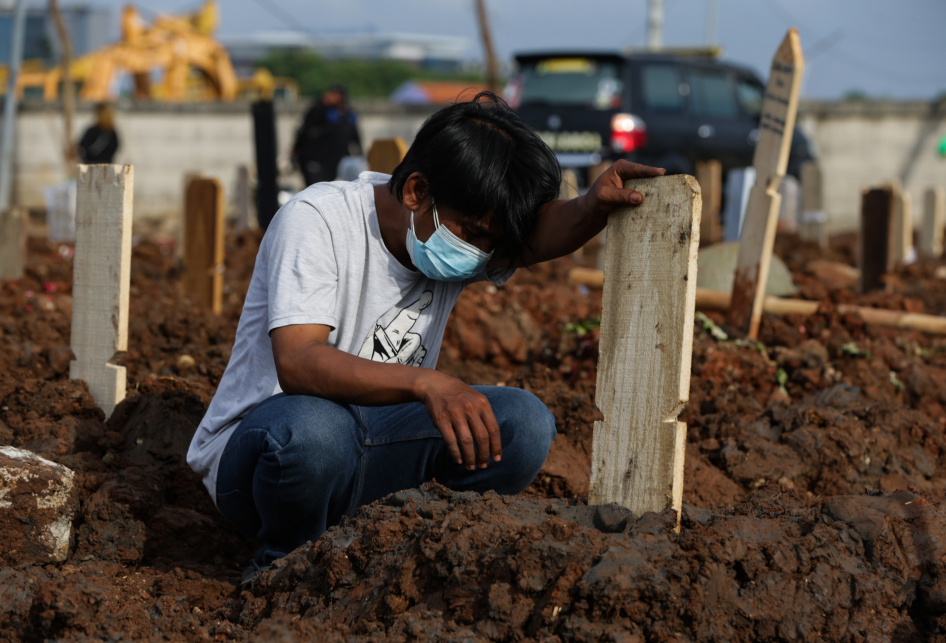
[564,316,600,337]
[840,342,872,358]
[776,368,789,396]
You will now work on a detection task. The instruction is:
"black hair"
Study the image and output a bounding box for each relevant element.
[388,91,561,262]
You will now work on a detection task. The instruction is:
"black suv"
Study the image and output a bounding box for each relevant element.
[508,50,814,183]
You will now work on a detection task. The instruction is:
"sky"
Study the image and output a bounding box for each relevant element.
[83,0,946,100]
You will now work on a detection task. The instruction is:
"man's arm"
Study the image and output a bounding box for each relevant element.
[271,324,501,470]
[496,160,665,268]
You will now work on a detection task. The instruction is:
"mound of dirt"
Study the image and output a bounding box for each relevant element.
[234,482,945,642]
[3,228,946,641]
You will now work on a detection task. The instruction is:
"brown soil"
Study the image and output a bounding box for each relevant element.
[3,229,946,641]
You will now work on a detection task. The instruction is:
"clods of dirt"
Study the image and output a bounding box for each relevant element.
[234,482,946,642]
[3,228,946,641]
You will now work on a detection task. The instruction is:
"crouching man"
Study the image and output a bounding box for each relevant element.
[186,93,663,572]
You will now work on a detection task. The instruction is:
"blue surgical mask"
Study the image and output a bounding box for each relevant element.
[405,201,493,282]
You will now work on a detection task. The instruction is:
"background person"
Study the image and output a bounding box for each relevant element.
[292,84,362,186]
[77,104,120,164]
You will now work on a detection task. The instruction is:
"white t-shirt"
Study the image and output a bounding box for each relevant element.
[186,172,515,502]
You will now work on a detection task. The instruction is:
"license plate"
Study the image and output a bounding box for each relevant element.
[537,131,603,153]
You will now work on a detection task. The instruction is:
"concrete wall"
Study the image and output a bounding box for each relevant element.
[12,100,437,236]
[9,99,946,237]
[796,100,946,235]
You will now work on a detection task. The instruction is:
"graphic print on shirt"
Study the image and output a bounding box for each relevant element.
[357,290,432,366]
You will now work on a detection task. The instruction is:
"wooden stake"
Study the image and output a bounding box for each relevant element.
[567,269,946,336]
[588,161,610,187]
[367,138,408,174]
[777,174,800,232]
[0,207,26,280]
[859,186,894,293]
[919,187,945,258]
[728,29,804,338]
[236,165,251,231]
[559,168,579,200]
[890,185,913,265]
[183,176,225,315]
[589,175,701,526]
[799,161,827,248]
[695,159,722,244]
[70,164,133,419]
[252,100,279,229]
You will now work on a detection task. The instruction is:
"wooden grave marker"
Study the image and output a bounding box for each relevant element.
[70,164,133,419]
[367,138,408,174]
[183,176,225,315]
[695,159,722,244]
[586,165,612,268]
[919,186,945,258]
[858,186,894,293]
[722,167,755,242]
[777,174,800,231]
[588,160,610,188]
[728,28,804,338]
[799,161,827,248]
[589,175,701,525]
[0,207,27,280]
[567,267,946,336]
[236,165,251,231]
[890,185,913,265]
[559,168,579,200]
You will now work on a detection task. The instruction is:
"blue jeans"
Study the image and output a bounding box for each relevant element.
[215,385,556,564]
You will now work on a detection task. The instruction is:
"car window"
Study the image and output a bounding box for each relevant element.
[640,64,684,114]
[736,78,764,117]
[688,68,738,119]
[518,58,623,109]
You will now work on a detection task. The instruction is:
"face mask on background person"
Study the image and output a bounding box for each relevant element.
[406,200,493,282]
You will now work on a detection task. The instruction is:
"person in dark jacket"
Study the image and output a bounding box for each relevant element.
[292,84,362,186]
[78,104,119,164]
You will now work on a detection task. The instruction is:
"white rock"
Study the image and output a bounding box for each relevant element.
[0,446,78,563]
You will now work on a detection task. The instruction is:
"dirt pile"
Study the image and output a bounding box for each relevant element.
[235,482,946,642]
[2,228,946,641]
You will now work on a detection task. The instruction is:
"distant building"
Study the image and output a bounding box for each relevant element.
[0,4,112,65]
[391,81,488,105]
[222,31,473,73]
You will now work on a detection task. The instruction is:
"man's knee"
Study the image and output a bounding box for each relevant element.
[480,386,556,472]
[243,394,361,468]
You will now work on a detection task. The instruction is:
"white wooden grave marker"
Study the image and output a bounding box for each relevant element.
[890,186,914,265]
[69,164,133,418]
[799,161,827,248]
[722,167,754,242]
[920,187,945,258]
[0,207,26,280]
[589,175,701,524]
[728,28,804,338]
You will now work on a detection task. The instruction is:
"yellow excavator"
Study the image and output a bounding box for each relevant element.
[4,1,296,102]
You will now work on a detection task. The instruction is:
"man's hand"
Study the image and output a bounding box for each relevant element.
[512,160,666,266]
[272,324,501,470]
[415,370,502,470]
[582,160,666,219]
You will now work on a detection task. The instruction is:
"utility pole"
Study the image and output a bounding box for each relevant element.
[474,0,499,92]
[705,0,719,46]
[0,0,28,211]
[49,0,77,170]
[646,0,664,50]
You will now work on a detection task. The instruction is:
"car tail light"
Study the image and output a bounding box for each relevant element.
[610,113,647,153]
